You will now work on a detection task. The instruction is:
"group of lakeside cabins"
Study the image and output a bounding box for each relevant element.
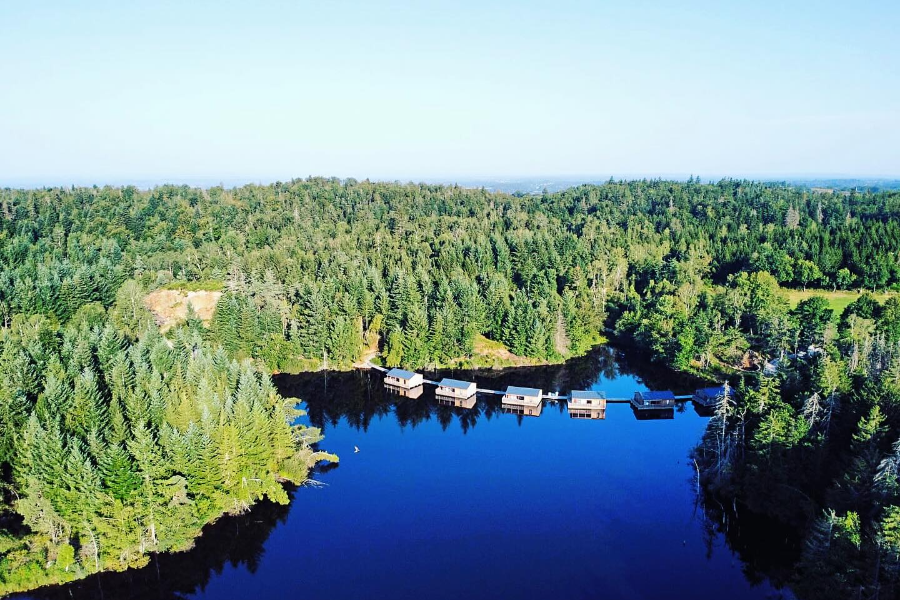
[383,368,481,408]
[382,367,729,419]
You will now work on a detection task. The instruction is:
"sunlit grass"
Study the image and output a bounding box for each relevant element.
[782,288,896,320]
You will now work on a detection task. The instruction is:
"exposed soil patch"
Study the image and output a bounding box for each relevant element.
[144,289,222,332]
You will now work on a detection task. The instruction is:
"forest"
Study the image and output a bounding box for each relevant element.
[1,177,900,596]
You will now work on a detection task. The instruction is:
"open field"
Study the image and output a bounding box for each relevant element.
[783,288,897,319]
[159,279,225,292]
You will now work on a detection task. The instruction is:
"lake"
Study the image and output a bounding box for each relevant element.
[13,347,797,600]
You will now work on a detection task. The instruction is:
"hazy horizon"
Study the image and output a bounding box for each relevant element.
[4,172,900,194]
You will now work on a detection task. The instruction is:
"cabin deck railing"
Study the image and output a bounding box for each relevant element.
[436,387,476,399]
[568,400,606,408]
[502,396,542,406]
[632,402,676,409]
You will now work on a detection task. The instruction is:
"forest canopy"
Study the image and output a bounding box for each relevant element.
[1,178,898,372]
[2,177,900,597]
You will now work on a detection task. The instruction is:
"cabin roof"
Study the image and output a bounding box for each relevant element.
[571,390,606,399]
[439,378,474,390]
[636,390,675,400]
[506,385,541,397]
[386,368,417,380]
[696,386,726,398]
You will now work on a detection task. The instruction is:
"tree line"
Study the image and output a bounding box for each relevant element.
[2,178,898,372]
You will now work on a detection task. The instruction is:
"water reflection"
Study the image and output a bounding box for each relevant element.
[12,488,297,600]
[500,401,543,417]
[12,345,797,600]
[631,407,675,420]
[384,383,425,399]
[697,492,802,593]
[436,395,477,409]
[569,407,606,419]
[277,345,704,434]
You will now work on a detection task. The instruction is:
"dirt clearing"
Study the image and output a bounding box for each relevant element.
[144,289,222,332]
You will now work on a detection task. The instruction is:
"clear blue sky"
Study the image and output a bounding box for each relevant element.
[1,0,898,186]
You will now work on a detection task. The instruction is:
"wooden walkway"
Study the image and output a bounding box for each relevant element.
[366,362,693,403]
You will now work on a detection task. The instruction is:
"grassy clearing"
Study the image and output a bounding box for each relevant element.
[782,288,897,320]
[274,357,325,374]
[160,279,225,292]
[276,333,609,374]
[466,334,535,368]
[446,333,608,370]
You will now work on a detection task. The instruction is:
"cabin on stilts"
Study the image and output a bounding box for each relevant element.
[692,386,728,409]
[384,368,424,389]
[437,395,477,409]
[436,378,477,400]
[568,390,606,419]
[384,383,424,399]
[631,390,675,411]
[502,386,543,416]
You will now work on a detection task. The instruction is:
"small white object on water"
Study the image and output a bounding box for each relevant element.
[354,446,360,453]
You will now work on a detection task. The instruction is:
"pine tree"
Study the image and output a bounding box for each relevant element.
[65,368,107,439]
[294,283,328,358]
[385,328,405,367]
[402,303,429,367]
[99,444,141,502]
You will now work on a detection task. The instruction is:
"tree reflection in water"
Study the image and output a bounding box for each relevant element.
[695,492,802,595]
[277,345,804,598]
[11,487,298,600]
[13,345,793,600]
[278,345,706,433]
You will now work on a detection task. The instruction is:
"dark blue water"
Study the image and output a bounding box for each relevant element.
[17,348,796,600]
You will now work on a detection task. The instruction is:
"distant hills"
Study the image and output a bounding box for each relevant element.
[4,175,899,194]
[447,176,900,195]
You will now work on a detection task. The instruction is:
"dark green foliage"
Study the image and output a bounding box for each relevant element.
[693,290,900,599]
[0,316,334,595]
[793,296,833,349]
[2,178,900,596]
[10,178,899,370]
[0,193,341,595]
[98,444,141,502]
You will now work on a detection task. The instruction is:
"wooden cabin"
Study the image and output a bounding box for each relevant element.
[384,383,424,399]
[568,390,607,419]
[693,386,727,409]
[631,390,675,411]
[501,386,543,416]
[436,378,477,399]
[384,368,424,389]
[502,386,543,407]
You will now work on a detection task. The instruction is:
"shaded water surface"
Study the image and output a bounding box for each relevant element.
[15,347,797,600]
